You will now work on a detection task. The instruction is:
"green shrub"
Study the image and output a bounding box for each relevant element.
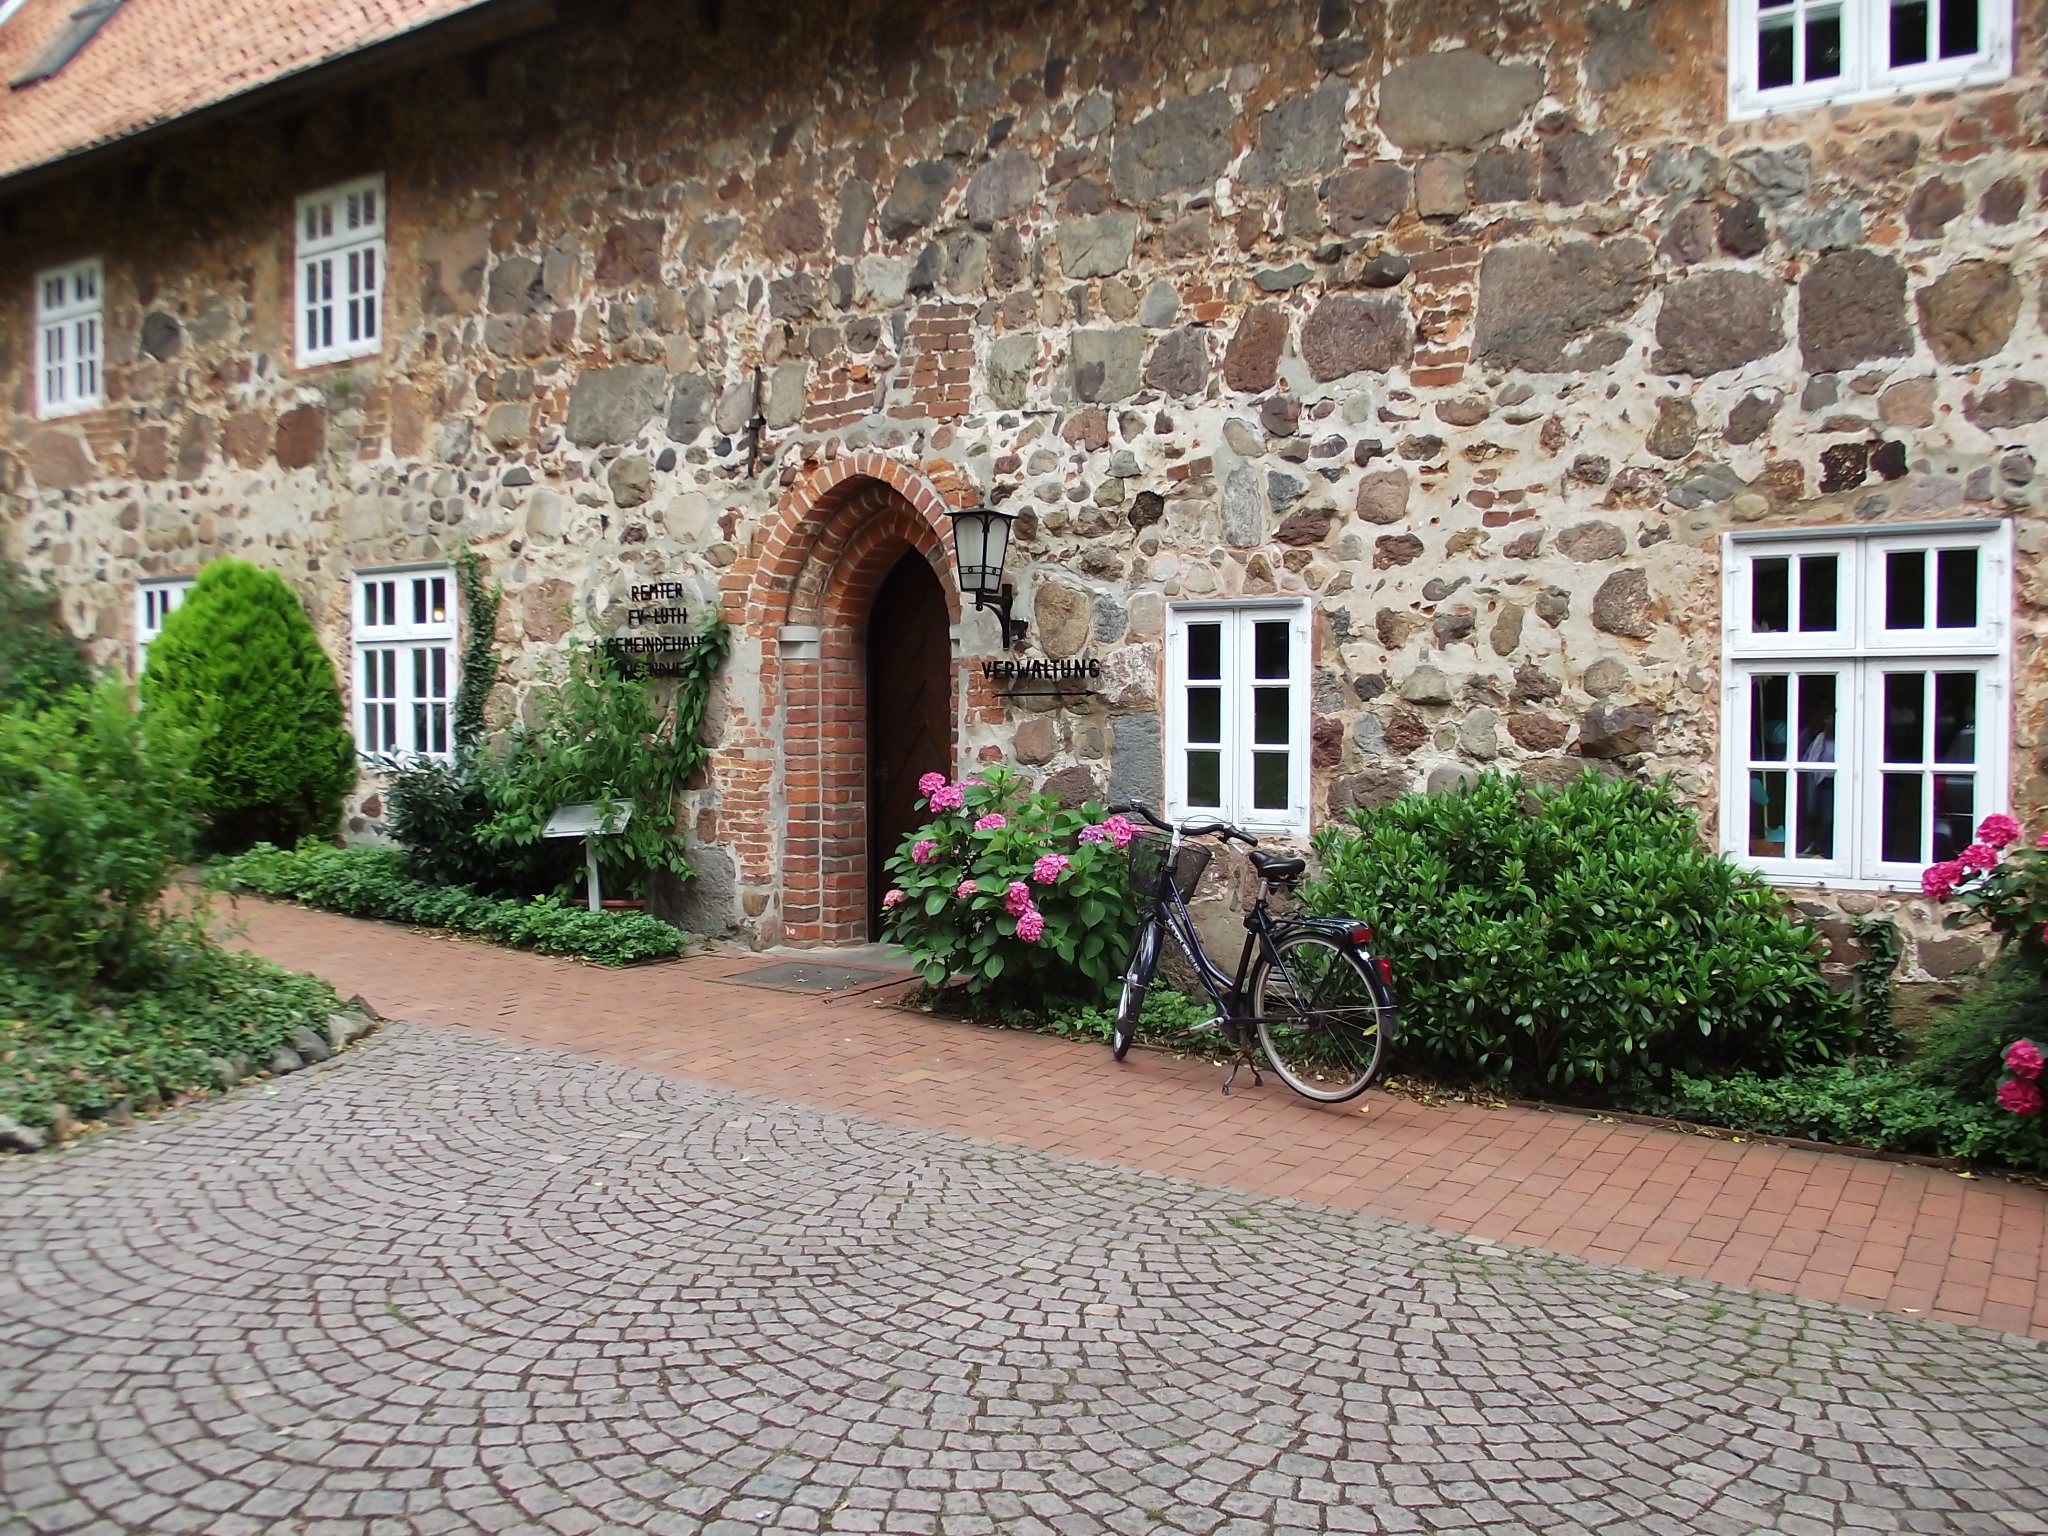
[0,936,342,1132]
[140,560,355,850]
[472,629,729,889]
[383,756,578,898]
[1641,1064,2048,1174]
[880,767,1140,1004]
[1046,984,1216,1046]
[1302,771,1858,1093]
[0,683,195,986]
[0,558,92,714]
[1908,952,2048,1101]
[213,841,687,965]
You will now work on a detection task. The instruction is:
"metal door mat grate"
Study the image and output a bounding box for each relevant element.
[727,962,907,992]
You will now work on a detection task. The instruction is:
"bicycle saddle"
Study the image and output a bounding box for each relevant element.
[1248,850,1306,883]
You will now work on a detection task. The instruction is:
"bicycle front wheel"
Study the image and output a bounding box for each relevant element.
[1250,933,1393,1103]
[1112,915,1161,1061]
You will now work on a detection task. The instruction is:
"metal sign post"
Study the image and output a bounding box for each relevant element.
[541,801,635,912]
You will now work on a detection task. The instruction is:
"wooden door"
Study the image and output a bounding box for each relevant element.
[867,550,952,937]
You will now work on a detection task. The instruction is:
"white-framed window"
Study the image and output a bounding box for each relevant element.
[1720,522,2011,888]
[351,565,456,762]
[1729,0,2011,117]
[295,175,384,367]
[1164,601,1311,837]
[35,258,101,417]
[133,576,194,673]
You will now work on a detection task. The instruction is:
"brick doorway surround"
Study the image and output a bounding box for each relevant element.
[723,454,968,945]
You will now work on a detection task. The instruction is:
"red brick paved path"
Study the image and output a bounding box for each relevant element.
[226,897,2048,1340]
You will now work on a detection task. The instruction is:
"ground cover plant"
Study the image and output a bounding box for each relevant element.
[139,559,355,851]
[0,558,91,713]
[0,677,343,1145]
[214,841,687,965]
[880,768,1140,1004]
[1302,770,1858,1094]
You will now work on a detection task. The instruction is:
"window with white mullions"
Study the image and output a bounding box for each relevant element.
[295,176,384,367]
[1722,524,2009,887]
[351,566,454,763]
[1730,0,2008,116]
[133,575,195,673]
[35,258,102,418]
[1166,603,1310,836]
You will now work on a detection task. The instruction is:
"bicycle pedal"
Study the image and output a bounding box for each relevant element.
[1185,1017,1223,1034]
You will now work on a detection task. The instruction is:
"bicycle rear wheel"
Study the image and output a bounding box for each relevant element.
[1112,915,1161,1061]
[1249,933,1392,1103]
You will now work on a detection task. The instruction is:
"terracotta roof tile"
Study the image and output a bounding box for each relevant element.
[0,0,490,183]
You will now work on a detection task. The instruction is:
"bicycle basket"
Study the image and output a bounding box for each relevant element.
[1126,834,1212,903]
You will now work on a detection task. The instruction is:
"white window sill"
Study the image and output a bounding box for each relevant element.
[37,397,100,420]
[298,342,382,370]
[1730,60,2011,120]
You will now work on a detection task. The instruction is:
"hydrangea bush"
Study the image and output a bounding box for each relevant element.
[880,767,1140,1002]
[1923,813,2048,1127]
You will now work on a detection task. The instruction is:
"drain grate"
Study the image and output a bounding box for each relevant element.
[728,962,907,993]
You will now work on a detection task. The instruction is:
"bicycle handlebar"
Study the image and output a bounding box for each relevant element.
[1106,801,1258,847]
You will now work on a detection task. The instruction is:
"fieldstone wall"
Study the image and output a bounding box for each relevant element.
[1,0,2044,964]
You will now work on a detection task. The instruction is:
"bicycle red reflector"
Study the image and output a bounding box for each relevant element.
[1376,958,1392,983]
[1348,926,1372,944]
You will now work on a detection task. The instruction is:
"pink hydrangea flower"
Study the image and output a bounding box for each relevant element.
[2004,1040,2044,1082]
[1078,824,1108,845]
[1977,813,2022,849]
[1996,1078,2042,1117]
[2037,832,2048,849]
[1004,880,1033,916]
[911,840,937,865]
[1921,860,1964,900]
[881,888,905,910]
[917,772,947,799]
[974,813,1007,832]
[1103,813,1138,850]
[1957,842,1999,873]
[1015,908,1045,943]
[929,783,965,812]
[1032,853,1070,885]
[956,879,979,900]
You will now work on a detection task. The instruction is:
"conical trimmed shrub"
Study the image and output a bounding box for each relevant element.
[140,560,355,850]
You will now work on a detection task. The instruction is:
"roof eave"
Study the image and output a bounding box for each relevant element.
[0,0,558,199]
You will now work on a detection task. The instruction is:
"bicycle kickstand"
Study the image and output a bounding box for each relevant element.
[1220,1046,1263,1097]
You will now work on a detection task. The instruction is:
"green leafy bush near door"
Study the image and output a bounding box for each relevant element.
[1301,771,1859,1094]
[0,558,92,714]
[140,559,355,851]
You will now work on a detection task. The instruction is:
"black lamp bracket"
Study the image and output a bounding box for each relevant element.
[975,584,1029,650]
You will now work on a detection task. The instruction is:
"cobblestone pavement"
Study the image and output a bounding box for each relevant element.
[4,1026,2047,1536]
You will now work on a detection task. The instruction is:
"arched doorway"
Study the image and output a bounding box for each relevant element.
[865,549,952,937]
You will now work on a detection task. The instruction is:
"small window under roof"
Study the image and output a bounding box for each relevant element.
[10,0,123,89]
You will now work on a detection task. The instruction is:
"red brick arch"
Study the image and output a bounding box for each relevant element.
[721,454,970,944]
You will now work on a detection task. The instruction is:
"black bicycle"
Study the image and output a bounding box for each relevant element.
[1106,802,1397,1103]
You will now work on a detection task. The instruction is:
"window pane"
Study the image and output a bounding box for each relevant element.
[413,579,427,626]
[1936,548,1977,628]
[382,583,396,626]
[1750,674,1789,762]
[1253,686,1290,746]
[1933,671,1975,763]
[1796,772,1835,860]
[1251,752,1289,810]
[1187,623,1221,681]
[430,578,447,623]
[1933,774,1975,858]
[1253,621,1290,679]
[1186,750,1221,807]
[1797,555,1838,632]
[1881,773,1923,863]
[1885,550,1926,629]
[1891,0,1930,63]
[1749,770,1787,858]
[1883,672,1925,763]
[1752,556,1790,632]
[1187,686,1222,744]
[1759,9,1795,86]
[1939,0,1978,56]
[412,647,427,697]
[1796,674,1836,763]
[1808,6,1843,77]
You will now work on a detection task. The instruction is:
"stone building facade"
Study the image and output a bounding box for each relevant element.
[2,0,2043,979]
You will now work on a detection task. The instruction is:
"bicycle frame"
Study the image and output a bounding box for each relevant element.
[1143,826,1279,1024]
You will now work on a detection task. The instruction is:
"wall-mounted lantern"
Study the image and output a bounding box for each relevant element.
[947,503,1028,650]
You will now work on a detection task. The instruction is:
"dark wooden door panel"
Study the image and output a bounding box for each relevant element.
[867,551,951,936]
